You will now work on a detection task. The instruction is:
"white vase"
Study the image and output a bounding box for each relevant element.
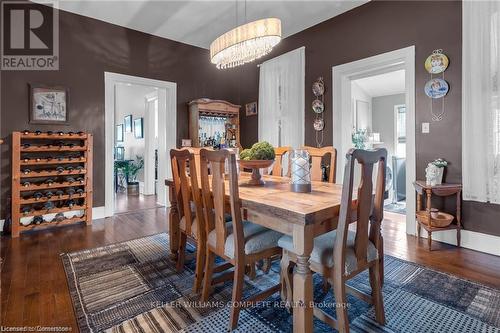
[436,167,444,184]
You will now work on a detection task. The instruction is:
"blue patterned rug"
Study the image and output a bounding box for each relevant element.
[61,233,500,333]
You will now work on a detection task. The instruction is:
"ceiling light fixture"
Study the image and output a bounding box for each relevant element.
[210,1,281,69]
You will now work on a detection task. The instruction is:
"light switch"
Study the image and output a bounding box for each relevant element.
[422,122,430,134]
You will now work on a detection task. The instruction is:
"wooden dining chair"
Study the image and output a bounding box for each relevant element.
[302,146,337,183]
[170,148,206,293]
[279,148,387,333]
[271,146,292,177]
[199,148,282,330]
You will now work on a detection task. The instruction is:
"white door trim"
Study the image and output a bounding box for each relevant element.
[104,72,176,217]
[332,46,416,235]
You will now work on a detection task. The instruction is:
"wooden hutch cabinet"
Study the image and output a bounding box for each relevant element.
[187,99,241,148]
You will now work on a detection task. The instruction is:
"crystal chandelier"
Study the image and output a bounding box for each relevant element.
[210,17,282,69]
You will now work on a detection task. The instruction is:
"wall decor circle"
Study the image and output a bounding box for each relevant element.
[424,78,449,99]
[312,99,324,113]
[312,78,324,96]
[425,50,449,74]
[313,118,324,131]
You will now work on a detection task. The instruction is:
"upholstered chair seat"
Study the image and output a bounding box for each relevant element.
[208,221,282,258]
[278,230,378,275]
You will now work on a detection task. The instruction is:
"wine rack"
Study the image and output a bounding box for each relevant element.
[11,131,93,237]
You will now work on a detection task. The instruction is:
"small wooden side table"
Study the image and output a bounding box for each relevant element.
[413,180,462,251]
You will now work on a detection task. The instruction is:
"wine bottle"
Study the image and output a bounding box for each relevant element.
[76,177,85,184]
[35,130,42,135]
[44,191,54,198]
[22,206,31,215]
[33,216,43,225]
[66,166,74,172]
[22,181,30,187]
[66,187,76,197]
[56,166,65,173]
[76,188,84,194]
[35,157,42,162]
[55,190,64,197]
[56,141,64,148]
[67,143,75,148]
[22,130,30,135]
[22,168,31,174]
[77,131,84,136]
[46,131,53,135]
[33,192,43,200]
[66,177,75,184]
[67,131,74,136]
[45,178,54,186]
[57,131,64,136]
[75,165,84,171]
[44,201,55,211]
[23,143,31,149]
[54,213,65,222]
[67,199,76,208]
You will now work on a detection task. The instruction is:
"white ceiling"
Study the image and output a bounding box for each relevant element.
[46,0,368,49]
[353,70,405,98]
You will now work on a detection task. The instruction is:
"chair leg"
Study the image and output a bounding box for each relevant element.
[379,236,384,287]
[201,250,215,302]
[193,242,205,293]
[369,261,386,325]
[322,277,330,293]
[333,278,349,333]
[229,260,246,330]
[262,257,272,274]
[176,232,187,272]
[280,251,294,310]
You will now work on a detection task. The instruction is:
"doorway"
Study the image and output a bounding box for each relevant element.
[332,46,416,235]
[104,73,176,217]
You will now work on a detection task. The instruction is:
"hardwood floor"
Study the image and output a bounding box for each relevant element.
[1,208,499,330]
[114,192,162,214]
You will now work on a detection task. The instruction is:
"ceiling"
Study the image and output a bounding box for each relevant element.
[45,0,368,49]
[353,70,406,98]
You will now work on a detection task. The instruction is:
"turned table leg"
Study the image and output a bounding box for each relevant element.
[292,225,314,333]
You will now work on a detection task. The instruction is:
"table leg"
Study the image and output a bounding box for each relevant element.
[168,184,180,260]
[292,224,314,333]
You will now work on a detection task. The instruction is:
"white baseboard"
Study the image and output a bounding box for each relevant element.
[420,229,500,256]
[0,219,4,232]
[92,206,106,220]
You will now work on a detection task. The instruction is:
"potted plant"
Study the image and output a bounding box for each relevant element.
[238,141,275,185]
[352,129,367,149]
[115,156,144,195]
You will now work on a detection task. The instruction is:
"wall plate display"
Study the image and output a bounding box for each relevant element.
[424,78,449,99]
[424,50,449,74]
[312,79,325,96]
[312,99,324,113]
[313,118,324,131]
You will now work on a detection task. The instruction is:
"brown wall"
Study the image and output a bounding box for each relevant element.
[236,0,499,237]
[0,6,243,214]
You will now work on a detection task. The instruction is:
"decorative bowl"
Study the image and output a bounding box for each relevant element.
[238,159,275,185]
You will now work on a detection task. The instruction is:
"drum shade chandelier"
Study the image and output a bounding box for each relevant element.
[210,17,282,69]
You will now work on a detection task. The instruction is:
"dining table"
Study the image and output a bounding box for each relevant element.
[165,173,359,333]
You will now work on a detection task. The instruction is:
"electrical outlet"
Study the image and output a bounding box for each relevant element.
[422,122,430,133]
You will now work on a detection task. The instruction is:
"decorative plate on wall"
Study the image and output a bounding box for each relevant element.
[312,99,324,113]
[313,118,324,131]
[312,78,324,96]
[424,78,449,99]
[424,51,449,74]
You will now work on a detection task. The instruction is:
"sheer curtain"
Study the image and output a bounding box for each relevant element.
[463,2,500,203]
[258,47,305,149]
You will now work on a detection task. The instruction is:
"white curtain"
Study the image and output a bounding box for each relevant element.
[463,1,500,203]
[258,47,305,149]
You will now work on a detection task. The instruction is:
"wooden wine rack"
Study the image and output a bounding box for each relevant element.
[11,131,93,237]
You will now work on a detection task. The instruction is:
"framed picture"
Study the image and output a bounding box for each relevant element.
[245,102,258,116]
[115,146,125,160]
[124,115,132,132]
[134,118,143,138]
[116,124,124,142]
[29,84,69,124]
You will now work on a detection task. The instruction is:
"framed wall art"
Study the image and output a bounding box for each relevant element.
[124,115,132,132]
[134,118,144,138]
[116,124,124,142]
[245,102,258,116]
[29,84,69,124]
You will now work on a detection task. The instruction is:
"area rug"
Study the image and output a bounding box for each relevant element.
[61,233,500,333]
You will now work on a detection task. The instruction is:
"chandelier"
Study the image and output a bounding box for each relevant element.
[210,17,282,69]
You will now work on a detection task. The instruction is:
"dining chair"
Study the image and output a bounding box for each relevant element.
[279,148,387,333]
[199,148,282,330]
[170,148,206,293]
[271,146,292,177]
[301,146,337,183]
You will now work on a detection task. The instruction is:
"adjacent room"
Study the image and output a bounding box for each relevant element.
[1,1,499,333]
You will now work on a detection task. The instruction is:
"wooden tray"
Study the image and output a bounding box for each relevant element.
[416,210,454,228]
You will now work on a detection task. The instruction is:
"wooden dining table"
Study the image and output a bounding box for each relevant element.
[165,173,356,333]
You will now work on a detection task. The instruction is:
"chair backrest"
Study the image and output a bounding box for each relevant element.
[170,148,204,238]
[301,146,337,183]
[199,149,245,259]
[334,148,387,275]
[271,146,292,177]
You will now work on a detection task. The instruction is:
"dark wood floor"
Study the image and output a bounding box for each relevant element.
[114,192,162,214]
[1,209,499,330]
